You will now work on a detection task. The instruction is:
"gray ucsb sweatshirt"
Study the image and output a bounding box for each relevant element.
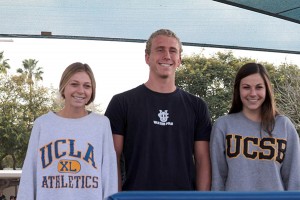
[17,111,118,199]
[210,112,300,191]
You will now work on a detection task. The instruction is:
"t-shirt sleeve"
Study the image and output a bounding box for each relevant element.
[105,95,126,136]
[194,98,212,141]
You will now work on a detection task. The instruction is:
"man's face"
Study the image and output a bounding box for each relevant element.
[145,35,181,79]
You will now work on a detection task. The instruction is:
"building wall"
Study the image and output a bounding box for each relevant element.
[3,185,18,198]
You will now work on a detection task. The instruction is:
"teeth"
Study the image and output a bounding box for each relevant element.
[160,63,171,67]
[74,96,84,100]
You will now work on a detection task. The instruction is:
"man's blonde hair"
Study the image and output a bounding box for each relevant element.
[145,29,183,55]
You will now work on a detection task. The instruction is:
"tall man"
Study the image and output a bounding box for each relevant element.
[105,29,212,191]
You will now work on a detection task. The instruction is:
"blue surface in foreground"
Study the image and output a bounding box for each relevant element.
[108,191,300,200]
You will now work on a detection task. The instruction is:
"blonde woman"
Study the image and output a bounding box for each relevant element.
[18,62,117,199]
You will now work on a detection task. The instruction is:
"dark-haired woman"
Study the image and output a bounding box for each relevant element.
[210,62,300,191]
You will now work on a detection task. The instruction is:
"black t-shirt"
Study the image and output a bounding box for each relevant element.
[105,84,211,190]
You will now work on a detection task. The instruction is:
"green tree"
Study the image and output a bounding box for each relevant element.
[17,59,43,84]
[176,51,254,122]
[176,51,299,135]
[16,59,44,122]
[0,51,11,169]
[0,60,53,169]
[0,51,10,74]
[272,63,300,133]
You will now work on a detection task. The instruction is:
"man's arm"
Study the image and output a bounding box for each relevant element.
[194,140,211,190]
[113,134,124,191]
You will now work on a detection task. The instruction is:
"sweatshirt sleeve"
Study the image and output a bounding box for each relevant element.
[17,119,40,199]
[102,117,118,199]
[210,120,228,191]
[280,118,300,190]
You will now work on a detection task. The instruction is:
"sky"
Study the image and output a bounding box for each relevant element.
[1,38,300,112]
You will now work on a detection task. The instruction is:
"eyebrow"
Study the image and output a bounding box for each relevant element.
[155,46,178,51]
[241,83,264,86]
[69,80,91,84]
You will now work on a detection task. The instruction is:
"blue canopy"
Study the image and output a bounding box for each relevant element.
[1,0,300,54]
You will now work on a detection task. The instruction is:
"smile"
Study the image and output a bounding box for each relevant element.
[73,96,85,100]
[159,63,172,67]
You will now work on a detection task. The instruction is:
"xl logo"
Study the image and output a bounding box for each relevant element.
[57,160,81,173]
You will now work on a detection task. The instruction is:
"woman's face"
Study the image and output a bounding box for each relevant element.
[63,71,92,109]
[240,73,266,114]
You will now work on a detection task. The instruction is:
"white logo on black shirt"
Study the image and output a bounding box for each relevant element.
[153,110,174,126]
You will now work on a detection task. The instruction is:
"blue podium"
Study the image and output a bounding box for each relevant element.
[108,191,300,200]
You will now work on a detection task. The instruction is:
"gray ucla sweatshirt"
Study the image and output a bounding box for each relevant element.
[17,111,118,199]
[210,112,300,191]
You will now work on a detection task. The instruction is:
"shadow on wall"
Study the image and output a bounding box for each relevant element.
[0,169,21,198]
